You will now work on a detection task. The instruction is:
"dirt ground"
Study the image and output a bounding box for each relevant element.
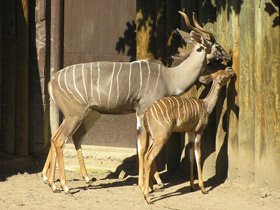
[1,145,280,210]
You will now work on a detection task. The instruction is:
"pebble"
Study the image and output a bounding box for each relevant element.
[261,192,268,198]
[118,170,126,179]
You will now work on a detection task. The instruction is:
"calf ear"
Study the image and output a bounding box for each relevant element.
[199,74,212,84]
[177,29,192,44]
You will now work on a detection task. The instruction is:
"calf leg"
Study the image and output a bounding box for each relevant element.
[187,132,195,191]
[144,138,167,204]
[194,133,207,194]
[189,141,195,191]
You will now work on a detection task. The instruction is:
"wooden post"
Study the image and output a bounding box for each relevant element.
[0,0,3,150]
[213,1,228,181]
[238,0,256,184]
[2,0,17,154]
[226,0,240,181]
[260,0,280,188]
[15,0,29,156]
[50,0,63,135]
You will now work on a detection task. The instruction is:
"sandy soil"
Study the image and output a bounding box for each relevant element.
[1,146,280,210]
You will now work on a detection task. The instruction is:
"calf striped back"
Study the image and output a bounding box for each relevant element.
[144,96,207,137]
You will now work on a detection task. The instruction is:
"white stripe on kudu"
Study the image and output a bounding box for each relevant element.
[89,63,97,105]
[82,64,89,103]
[126,63,132,102]
[137,61,143,99]
[166,97,175,119]
[192,98,200,115]
[64,67,82,105]
[184,99,189,121]
[190,98,197,118]
[90,63,93,99]
[73,65,87,104]
[182,98,186,121]
[150,104,165,129]
[49,83,56,104]
[108,62,116,109]
[144,60,151,96]
[188,98,194,119]
[156,102,170,126]
[58,70,71,100]
[153,103,166,128]
[97,62,101,104]
[159,99,172,125]
[115,63,122,105]
[173,97,181,121]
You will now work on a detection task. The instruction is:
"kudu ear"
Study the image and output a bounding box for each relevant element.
[190,31,205,46]
[199,74,213,84]
[176,28,192,44]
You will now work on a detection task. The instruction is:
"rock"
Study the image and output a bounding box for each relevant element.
[261,192,268,198]
[118,170,126,179]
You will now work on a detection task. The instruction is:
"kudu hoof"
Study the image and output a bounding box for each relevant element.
[84,176,91,184]
[144,195,154,205]
[50,183,58,193]
[202,190,208,194]
[201,188,208,194]
[84,176,96,184]
[154,183,164,192]
[62,185,70,194]
[42,175,49,184]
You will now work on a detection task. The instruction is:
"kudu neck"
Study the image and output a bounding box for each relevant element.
[165,48,207,95]
[202,80,222,114]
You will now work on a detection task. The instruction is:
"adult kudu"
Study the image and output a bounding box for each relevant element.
[42,11,231,193]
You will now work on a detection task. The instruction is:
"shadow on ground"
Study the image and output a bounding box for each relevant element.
[0,152,47,182]
[0,151,226,203]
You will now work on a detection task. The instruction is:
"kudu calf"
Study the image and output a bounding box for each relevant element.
[143,67,235,203]
[42,11,231,193]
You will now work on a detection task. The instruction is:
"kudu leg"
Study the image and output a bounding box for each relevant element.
[42,124,64,191]
[52,116,85,193]
[42,146,52,183]
[73,138,90,183]
[143,148,154,204]
[187,133,195,191]
[144,138,167,204]
[137,124,163,192]
[137,126,146,191]
[151,161,164,188]
[189,142,195,191]
[71,110,101,184]
[194,134,207,194]
[48,142,57,192]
